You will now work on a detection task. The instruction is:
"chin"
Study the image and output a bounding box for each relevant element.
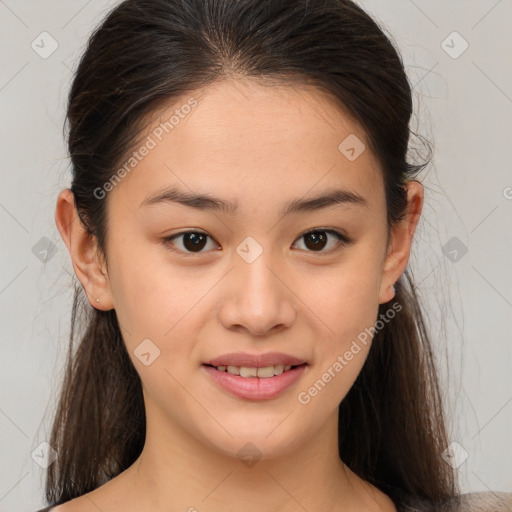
[197,420,305,463]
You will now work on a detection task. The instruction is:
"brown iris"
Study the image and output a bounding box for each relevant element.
[303,231,328,251]
[182,232,208,252]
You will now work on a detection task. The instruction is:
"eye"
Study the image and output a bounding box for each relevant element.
[292,229,351,253]
[163,228,351,256]
[163,231,219,254]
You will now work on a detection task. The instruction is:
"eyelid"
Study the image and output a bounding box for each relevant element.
[163,230,220,256]
[163,228,352,255]
[292,228,352,254]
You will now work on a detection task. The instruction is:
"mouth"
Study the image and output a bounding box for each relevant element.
[203,363,306,378]
[201,363,308,400]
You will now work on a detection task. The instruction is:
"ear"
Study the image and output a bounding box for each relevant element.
[55,188,114,310]
[378,180,423,304]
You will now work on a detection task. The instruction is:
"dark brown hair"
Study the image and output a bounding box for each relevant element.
[46,0,458,508]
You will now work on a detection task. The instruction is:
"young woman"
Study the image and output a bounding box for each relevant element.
[34,0,511,511]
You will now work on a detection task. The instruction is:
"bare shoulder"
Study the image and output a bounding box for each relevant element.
[39,468,136,512]
[39,494,95,512]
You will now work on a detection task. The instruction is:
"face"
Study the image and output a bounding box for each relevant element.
[80,79,404,461]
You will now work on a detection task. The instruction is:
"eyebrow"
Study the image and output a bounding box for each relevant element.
[140,185,368,216]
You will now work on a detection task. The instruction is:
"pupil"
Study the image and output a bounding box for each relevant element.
[305,232,327,251]
[184,233,207,252]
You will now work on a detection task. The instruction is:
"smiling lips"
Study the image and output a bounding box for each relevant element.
[203,351,307,368]
[202,352,308,400]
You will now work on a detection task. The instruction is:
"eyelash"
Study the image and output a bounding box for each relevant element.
[162,229,352,256]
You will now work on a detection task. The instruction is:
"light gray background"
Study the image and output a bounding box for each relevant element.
[1,0,511,510]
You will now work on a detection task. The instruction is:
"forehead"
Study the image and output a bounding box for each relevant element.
[109,78,384,214]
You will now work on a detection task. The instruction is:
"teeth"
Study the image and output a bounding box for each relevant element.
[270,365,284,376]
[255,366,277,378]
[217,364,295,378]
[227,365,240,375]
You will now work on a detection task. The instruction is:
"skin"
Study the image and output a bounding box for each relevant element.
[54,78,423,512]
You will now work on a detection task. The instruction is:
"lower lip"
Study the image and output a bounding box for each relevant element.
[202,364,307,400]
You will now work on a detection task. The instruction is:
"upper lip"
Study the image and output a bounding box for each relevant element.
[203,352,307,368]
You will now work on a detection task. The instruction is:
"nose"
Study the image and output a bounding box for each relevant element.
[218,248,297,337]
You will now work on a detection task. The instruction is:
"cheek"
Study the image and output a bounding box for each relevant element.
[304,255,382,337]
[301,259,382,403]
[299,307,374,419]
[106,240,194,351]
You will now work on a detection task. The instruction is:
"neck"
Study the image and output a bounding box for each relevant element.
[103,407,394,512]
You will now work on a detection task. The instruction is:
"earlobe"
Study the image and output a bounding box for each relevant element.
[55,188,114,311]
[378,180,423,304]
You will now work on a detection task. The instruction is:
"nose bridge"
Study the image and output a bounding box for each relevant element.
[218,235,296,335]
[237,237,277,300]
